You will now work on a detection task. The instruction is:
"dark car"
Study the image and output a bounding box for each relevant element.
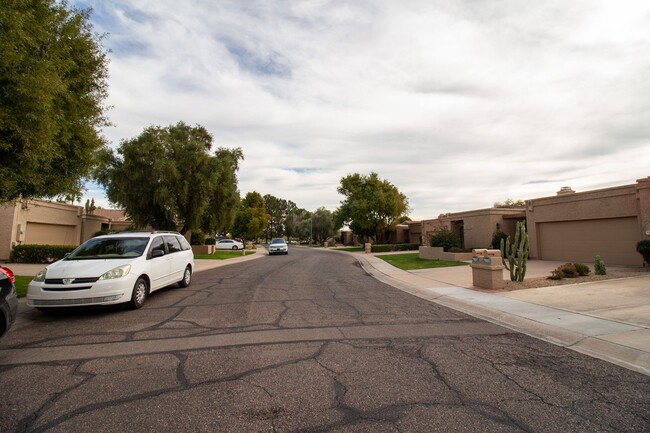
[0,265,18,338]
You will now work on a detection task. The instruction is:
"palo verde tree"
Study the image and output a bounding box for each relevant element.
[96,122,242,236]
[233,191,269,242]
[0,0,110,202]
[334,172,410,243]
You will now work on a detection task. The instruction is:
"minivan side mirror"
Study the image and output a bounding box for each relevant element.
[152,250,165,258]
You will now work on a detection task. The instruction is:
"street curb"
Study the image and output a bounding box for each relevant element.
[336,250,650,376]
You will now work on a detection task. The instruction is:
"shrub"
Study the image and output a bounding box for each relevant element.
[574,263,591,276]
[11,244,76,264]
[204,237,216,245]
[491,231,509,249]
[429,228,461,252]
[371,243,420,253]
[558,263,579,278]
[637,239,650,266]
[547,262,590,280]
[190,231,205,245]
[594,255,607,275]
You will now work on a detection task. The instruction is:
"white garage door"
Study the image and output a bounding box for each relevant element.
[538,217,640,266]
[25,222,77,245]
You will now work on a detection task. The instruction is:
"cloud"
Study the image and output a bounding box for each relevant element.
[75,0,650,219]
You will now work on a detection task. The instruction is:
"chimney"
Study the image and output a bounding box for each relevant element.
[557,186,576,196]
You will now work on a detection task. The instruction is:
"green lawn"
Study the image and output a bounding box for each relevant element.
[14,275,32,298]
[194,250,256,260]
[378,253,469,271]
[335,247,364,252]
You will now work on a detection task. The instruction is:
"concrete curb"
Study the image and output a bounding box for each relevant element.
[330,249,650,376]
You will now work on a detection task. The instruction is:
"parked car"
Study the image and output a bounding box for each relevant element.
[27,231,194,311]
[268,238,288,255]
[215,239,244,250]
[0,265,18,337]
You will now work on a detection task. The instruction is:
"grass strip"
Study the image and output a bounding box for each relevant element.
[194,250,256,260]
[15,275,32,298]
[378,253,469,271]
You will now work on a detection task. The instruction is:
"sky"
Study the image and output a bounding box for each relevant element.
[74,0,650,220]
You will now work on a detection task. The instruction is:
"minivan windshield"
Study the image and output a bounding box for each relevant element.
[270,238,286,244]
[66,237,149,260]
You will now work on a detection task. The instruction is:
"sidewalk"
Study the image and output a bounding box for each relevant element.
[351,252,650,376]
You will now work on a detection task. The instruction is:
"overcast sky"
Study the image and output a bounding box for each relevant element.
[75,0,650,220]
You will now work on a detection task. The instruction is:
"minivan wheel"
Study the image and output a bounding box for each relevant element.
[129,277,148,309]
[179,266,192,288]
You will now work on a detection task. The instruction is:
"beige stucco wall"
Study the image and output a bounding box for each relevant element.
[17,201,83,246]
[638,177,650,239]
[526,181,646,266]
[0,200,118,261]
[81,214,109,242]
[0,203,18,262]
[421,209,525,249]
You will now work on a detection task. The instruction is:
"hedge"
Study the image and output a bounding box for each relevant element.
[11,244,77,264]
[371,243,420,253]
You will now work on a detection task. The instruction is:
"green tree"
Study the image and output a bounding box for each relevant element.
[263,194,297,240]
[334,172,409,242]
[285,208,312,243]
[202,147,243,235]
[311,207,336,244]
[96,122,242,236]
[0,0,109,202]
[233,192,268,242]
[493,199,526,208]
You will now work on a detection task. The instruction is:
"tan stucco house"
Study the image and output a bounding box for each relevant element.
[410,176,650,267]
[0,200,132,261]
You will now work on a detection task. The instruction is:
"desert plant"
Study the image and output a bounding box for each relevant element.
[559,263,579,278]
[574,263,591,276]
[637,239,650,266]
[491,231,509,249]
[500,220,528,282]
[547,263,590,280]
[429,228,461,252]
[594,255,607,275]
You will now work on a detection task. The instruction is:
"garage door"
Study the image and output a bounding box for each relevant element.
[25,222,77,245]
[537,217,641,266]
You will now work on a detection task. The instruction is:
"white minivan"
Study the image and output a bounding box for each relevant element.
[27,231,194,311]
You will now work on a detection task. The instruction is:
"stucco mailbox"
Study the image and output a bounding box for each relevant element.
[470,249,505,289]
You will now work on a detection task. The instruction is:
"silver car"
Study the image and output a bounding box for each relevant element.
[268,238,288,255]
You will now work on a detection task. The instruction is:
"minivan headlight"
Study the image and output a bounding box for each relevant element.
[33,268,47,282]
[99,265,131,280]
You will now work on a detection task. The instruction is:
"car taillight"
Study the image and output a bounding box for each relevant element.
[0,266,15,284]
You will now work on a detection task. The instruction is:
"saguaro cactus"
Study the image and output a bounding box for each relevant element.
[500,221,529,282]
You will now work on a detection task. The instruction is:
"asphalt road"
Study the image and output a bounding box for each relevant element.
[1,247,648,432]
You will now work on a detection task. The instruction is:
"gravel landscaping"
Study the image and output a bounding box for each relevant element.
[503,269,649,291]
